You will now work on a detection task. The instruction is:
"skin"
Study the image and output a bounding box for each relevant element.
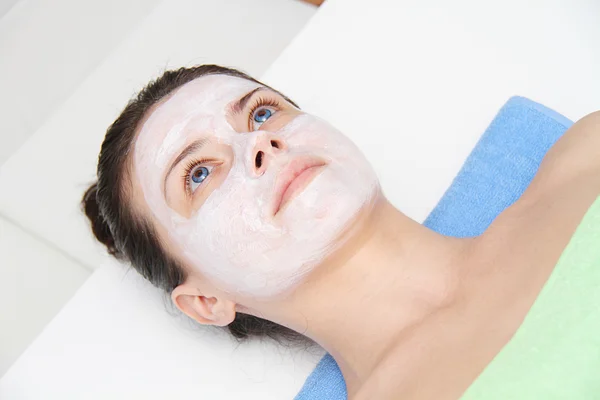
[130,74,600,399]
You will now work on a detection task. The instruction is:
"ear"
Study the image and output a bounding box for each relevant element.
[171,283,236,327]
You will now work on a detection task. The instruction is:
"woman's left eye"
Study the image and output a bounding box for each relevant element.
[252,106,275,129]
[188,164,214,193]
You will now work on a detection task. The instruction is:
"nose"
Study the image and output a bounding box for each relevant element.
[251,133,287,177]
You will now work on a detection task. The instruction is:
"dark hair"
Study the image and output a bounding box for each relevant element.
[82,65,301,341]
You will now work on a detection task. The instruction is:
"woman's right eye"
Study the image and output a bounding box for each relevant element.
[246,96,282,131]
[187,164,214,194]
[251,106,276,130]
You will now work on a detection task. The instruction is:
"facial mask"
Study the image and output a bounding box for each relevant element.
[135,75,379,298]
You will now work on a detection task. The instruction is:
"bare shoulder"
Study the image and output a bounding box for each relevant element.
[482,110,600,275]
[519,110,600,203]
[548,110,600,173]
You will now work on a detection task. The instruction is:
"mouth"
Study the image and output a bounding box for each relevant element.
[272,156,327,216]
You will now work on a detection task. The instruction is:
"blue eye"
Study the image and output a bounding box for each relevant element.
[253,107,273,126]
[189,165,213,193]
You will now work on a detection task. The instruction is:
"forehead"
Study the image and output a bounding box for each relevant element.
[146,74,261,129]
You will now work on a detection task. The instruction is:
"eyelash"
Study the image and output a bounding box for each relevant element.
[181,158,212,196]
[247,96,282,130]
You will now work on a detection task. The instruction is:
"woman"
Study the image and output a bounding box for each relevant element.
[83,64,600,399]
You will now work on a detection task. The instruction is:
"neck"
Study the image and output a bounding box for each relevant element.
[263,198,473,392]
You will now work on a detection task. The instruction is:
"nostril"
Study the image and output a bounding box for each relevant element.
[255,151,264,169]
[270,140,279,149]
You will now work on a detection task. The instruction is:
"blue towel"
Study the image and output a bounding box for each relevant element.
[295,96,573,400]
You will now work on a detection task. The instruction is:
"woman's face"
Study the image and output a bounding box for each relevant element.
[133,74,379,298]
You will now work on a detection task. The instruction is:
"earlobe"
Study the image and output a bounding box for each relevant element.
[171,283,236,327]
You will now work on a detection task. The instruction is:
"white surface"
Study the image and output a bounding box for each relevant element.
[0,260,323,399]
[2,0,600,398]
[0,0,162,165]
[0,0,18,19]
[0,0,316,271]
[0,217,90,378]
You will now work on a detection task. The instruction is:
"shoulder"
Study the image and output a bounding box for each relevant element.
[521,110,600,202]
[548,111,600,173]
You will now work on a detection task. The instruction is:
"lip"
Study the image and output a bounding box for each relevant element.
[272,156,327,216]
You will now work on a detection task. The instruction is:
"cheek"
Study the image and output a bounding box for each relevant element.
[283,118,369,169]
[169,161,281,281]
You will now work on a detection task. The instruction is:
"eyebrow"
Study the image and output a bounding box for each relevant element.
[163,137,209,198]
[230,87,267,115]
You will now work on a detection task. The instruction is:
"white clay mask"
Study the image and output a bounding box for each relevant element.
[134,75,379,298]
